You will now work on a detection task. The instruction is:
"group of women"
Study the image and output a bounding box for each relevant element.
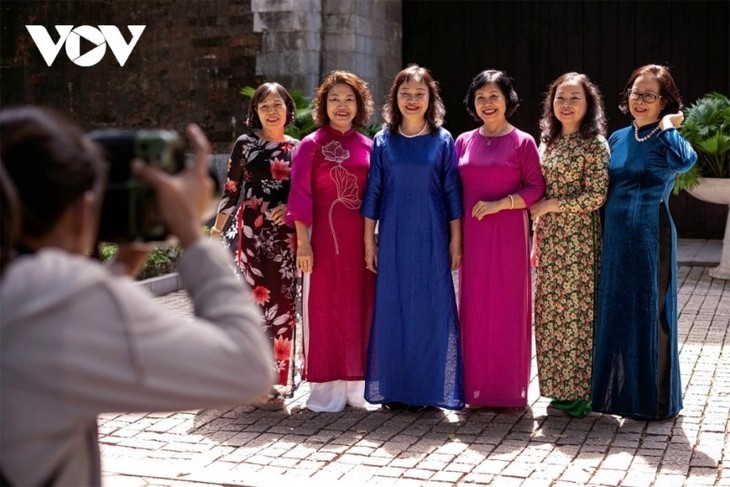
[212,63,697,421]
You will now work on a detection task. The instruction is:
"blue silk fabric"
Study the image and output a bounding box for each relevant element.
[361,128,464,410]
[592,123,696,419]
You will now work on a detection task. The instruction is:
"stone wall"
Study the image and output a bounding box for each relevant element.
[252,0,402,120]
[1,0,402,149]
[1,0,262,152]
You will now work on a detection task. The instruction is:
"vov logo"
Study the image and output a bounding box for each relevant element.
[25,25,145,67]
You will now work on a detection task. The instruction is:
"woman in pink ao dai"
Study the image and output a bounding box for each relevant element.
[456,70,545,408]
[287,71,376,412]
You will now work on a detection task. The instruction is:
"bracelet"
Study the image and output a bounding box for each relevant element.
[211,227,222,233]
[508,194,514,210]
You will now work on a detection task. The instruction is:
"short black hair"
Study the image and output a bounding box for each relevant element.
[464,70,520,120]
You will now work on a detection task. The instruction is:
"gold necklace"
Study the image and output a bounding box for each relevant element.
[480,125,509,145]
[398,122,429,138]
[633,121,661,142]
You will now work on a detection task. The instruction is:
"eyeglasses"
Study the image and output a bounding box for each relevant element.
[628,90,661,104]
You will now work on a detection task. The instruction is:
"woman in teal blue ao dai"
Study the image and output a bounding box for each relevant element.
[592,65,697,420]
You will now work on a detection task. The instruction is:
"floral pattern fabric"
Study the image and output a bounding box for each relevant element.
[533,134,609,401]
[217,132,298,387]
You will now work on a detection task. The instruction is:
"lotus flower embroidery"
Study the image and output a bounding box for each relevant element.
[322,141,361,254]
[322,140,350,163]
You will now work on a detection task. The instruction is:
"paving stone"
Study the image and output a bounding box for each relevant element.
[430,469,464,483]
[97,263,728,487]
[520,478,555,487]
[472,459,509,474]
[459,472,494,484]
[375,466,407,478]
[389,452,426,468]
[500,461,535,478]
[653,473,688,487]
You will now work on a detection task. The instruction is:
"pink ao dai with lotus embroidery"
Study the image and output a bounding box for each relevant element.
[286,126,375,382]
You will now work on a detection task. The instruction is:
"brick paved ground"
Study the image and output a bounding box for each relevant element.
[100,265,729,486]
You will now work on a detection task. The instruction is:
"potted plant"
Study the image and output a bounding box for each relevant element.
[674,92,730,279]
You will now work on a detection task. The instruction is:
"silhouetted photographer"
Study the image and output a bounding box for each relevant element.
[0,106,274,486]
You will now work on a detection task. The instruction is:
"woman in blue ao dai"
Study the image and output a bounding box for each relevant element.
[361,65,464,411]
[592,65,697,420]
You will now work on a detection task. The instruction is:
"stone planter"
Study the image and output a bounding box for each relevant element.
[688,177,730,279]
[136,272,181,296]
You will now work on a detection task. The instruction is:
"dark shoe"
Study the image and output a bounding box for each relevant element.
[382,402,407,411]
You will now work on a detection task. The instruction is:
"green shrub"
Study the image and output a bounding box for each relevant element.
[98,243,181,280]
[674,92,730,194]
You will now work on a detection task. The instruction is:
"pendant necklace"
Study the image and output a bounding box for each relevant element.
[633,121,661,143]
[480,125,507,145]
[398,122,429,138]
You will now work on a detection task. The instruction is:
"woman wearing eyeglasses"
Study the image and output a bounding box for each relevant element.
[592,65,696,420]
[455,70,545,408]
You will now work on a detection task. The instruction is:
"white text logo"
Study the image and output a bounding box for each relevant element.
[25,25,145,67]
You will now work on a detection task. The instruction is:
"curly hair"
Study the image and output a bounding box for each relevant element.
[312,71,374,128]
[618,64,683,117]
[382,64,446,133]
[464,70,520,120]
[539,72,607,147]
[245,82,296,130]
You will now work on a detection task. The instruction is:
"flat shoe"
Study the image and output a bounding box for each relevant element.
[546,404,569,417]
[252,396,285,411]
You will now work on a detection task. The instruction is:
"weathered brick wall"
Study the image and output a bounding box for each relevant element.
[1,0,403,149]
[0,0,261,152]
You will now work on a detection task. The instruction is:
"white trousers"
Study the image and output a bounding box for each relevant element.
[306,380,369,412]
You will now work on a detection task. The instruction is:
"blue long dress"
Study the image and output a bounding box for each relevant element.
[592,123,696,420]
[361,127,464,410]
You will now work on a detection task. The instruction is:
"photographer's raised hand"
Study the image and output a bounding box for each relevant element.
[133,124,214,249]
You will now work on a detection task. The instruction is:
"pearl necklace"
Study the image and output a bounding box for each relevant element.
[398,122,429,138]
[633,121,661,142]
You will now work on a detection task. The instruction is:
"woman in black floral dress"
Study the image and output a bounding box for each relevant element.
[211,83,298,410]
